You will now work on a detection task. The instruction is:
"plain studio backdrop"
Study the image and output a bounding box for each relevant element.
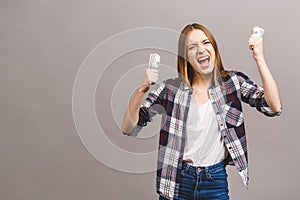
[1,0,299,199]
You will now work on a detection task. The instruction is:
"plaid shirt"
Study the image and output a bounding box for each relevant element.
[126,71,281,199]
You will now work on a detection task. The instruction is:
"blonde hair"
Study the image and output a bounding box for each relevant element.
[177,23,229,86]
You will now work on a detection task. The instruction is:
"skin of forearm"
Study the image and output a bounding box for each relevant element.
[121,85,148,134]
[255,57,282,112]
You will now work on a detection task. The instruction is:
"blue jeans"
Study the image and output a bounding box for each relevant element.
[159,159,229,200]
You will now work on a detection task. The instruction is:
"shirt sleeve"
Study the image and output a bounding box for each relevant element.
[236,71,282,117]
[125,82,166,137]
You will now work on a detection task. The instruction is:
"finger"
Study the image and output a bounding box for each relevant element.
[147,68,158,75]
[249,36,262,43]
[146,70,158,84]
[149,78,158,85]
[149,75,158,83]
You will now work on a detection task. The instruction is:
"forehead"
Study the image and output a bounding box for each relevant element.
[187,29,208,43]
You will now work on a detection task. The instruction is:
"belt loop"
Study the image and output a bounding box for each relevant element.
[185,163,190,173]
[205,167,209,175]
[182,161,190,172]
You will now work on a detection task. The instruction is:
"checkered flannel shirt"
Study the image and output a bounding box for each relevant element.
[125,71,281,199]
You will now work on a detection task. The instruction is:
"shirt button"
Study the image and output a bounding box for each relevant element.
[197,168,202,172]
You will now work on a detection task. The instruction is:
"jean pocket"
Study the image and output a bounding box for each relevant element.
[207,167,228,182]
[179,168,194,179]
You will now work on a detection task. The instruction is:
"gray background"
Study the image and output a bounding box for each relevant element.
[1,0,299,199]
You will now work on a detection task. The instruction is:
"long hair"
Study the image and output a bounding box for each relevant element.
[177,23,229,86]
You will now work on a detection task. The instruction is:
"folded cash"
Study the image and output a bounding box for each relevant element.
[149,53,160,69]
[251,26,264,37]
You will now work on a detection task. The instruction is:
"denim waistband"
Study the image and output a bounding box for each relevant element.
[182,159,227,175]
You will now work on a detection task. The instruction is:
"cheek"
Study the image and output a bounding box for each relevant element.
[187,49,197,59]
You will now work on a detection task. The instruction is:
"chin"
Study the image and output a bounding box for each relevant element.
[197,65,214,76]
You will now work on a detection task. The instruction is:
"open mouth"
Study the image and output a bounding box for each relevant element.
[197,55,210,64]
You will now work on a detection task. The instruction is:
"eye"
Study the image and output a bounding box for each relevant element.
[188,45,195,50]
[203,41,211,45]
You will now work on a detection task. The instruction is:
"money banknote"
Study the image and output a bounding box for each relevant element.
[148,53,160,70]
[251,26,264,37]
[250,26,264,50]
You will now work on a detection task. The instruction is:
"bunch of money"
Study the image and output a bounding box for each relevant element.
[148,53,161,70]
[250,26,264,50]
[251,26,264,37]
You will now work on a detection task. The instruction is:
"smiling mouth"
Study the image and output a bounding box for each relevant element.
[197,56,210,64]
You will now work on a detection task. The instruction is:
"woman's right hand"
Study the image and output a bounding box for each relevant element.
[138,68,159,93]
[122,68,158,135]
[122,54,160,135]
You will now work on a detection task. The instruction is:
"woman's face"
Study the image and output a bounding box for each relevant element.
[186,29,216,76]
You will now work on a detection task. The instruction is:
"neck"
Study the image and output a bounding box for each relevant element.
[192,72,212,89]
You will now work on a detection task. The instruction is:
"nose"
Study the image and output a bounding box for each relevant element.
[197,44,206,54]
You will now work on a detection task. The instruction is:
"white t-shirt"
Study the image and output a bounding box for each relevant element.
[183,99,228,166]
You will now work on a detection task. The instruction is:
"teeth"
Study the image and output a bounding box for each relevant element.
[198,56,210,63]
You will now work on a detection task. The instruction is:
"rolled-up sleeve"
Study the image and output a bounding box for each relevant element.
[125,82,166,137]
[237,71,282,117]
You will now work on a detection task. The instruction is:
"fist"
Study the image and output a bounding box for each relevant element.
[248,34,263,50]
[138,68,159,93]
[248,34,264,60]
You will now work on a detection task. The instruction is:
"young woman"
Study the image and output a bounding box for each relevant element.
[122,23,282,200]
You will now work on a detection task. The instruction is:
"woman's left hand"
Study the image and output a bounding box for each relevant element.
[248,35,264,61]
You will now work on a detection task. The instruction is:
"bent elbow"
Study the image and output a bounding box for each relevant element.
[271,103,282,114]
[269,105,282,117]
[273,107,282,113]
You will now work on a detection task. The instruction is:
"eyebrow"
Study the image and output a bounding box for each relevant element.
[187,39,210,46]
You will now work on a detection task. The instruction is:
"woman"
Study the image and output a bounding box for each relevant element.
[122,23,282,200]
